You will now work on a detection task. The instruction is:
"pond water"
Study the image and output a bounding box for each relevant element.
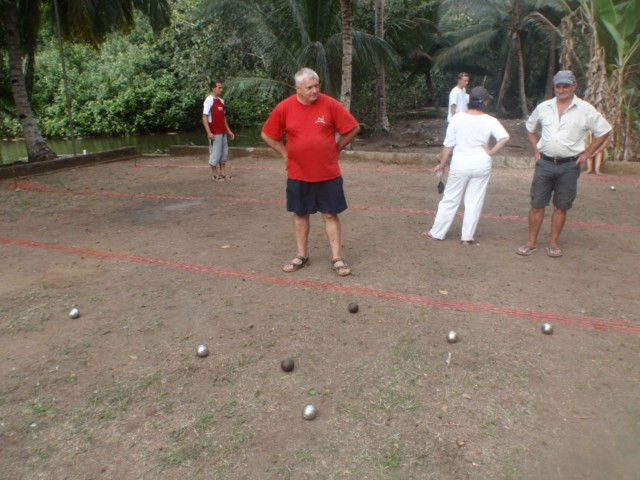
[0,127,263,165]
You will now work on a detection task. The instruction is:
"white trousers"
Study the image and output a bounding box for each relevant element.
[429,168,491,242]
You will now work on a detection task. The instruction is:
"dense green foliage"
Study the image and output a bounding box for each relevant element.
[0,0,276,138]
[1,0,638,141]
[0,0,462,138]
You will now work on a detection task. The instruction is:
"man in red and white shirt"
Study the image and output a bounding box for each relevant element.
[261,68,360,276]
[202,80,234,180]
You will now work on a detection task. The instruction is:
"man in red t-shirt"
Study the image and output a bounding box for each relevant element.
[202,80,235,180]
[261,68,360,276]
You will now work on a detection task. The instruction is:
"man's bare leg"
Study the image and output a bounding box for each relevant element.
[517,206,545,255]
[549,206,567,247]
[323,213,350,275]
[527,207,545,247]
[282,214,310,272]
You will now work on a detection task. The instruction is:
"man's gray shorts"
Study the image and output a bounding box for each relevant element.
[208,134,228,166]
[530,158,581,210]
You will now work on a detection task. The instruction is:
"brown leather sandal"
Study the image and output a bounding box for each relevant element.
[331,258,351,277]
[282,255,309,272]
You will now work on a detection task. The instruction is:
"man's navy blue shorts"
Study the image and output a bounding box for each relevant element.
[286,176,347,215]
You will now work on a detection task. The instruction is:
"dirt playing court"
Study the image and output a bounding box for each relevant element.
[1,146,639,479]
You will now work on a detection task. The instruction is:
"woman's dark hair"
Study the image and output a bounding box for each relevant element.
[468,86,491,111]
[209,80,221,89]
[468,99,486,111]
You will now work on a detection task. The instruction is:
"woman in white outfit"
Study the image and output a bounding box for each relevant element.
[422,86,509,244]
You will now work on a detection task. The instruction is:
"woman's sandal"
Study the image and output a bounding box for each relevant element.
[282,255,308,272]
[331,258,351,277]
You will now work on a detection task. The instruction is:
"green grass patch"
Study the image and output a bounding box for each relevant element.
[372,386,418,412]
[27,395,58,418]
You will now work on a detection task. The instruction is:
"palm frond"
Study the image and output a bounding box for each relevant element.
[297,41,331,91]
[224,76,294,101]
[435,28,499,68]
[351,32,399,69]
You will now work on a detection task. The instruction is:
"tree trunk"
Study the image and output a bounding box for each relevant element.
[339,0,353,111]
[374,0,390,133]
[515,33,529,118]
[4,1,57,162]
[496,42,514,115]
[612,68,626,162]
[426,68,440,115]
[544,33,556,99]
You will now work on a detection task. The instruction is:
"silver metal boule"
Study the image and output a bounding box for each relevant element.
[541,322,553,335]
[302,403,317,420]
[610,185,616,191]
[196,344,209,357]
[69,307,80,319]
[447,330,458,343]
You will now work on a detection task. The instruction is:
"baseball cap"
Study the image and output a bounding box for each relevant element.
[553,70,576,85]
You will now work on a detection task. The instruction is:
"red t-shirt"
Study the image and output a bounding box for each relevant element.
[208,97,227,134]
[262,93,359,182]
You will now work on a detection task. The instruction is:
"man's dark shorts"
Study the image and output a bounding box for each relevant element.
[286,176,347,215]
[530,158,581,210]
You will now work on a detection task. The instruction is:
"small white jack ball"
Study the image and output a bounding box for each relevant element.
[196,344,209,357]
[302,404,317,420]
[609,185,616,191]
[69,308,80,319]
[541,322,553,335]
[447,331,458,343]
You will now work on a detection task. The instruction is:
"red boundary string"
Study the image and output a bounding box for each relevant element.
[133,161,640,184]
[1,236,638,336]
[12,179,640,233]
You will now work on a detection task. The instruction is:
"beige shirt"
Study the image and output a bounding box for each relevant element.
[525,96,611,157]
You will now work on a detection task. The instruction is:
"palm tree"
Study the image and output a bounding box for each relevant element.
[587,0,639,161]
[559,0,640,162]
[340,0,354,110]
[204,0,396,105]
[374,0,390,132]
[436,0,563,117]
[383,0,441,113]
[1,0,170,162]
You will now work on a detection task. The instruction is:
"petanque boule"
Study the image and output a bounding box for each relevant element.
[609,185,616,191]
[196,344,209,357]
[446,330,458,343]
[541,322,553,335]
[348,302,359,314]
[281,358,295,372]
[302,403,317,420]
[69,307,80,319]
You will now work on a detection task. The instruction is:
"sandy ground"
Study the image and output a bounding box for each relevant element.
[1,135,640,479]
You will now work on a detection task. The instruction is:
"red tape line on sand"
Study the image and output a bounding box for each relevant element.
[1,235,638,336]
[12,179,640,233]
[133,161,640,183]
